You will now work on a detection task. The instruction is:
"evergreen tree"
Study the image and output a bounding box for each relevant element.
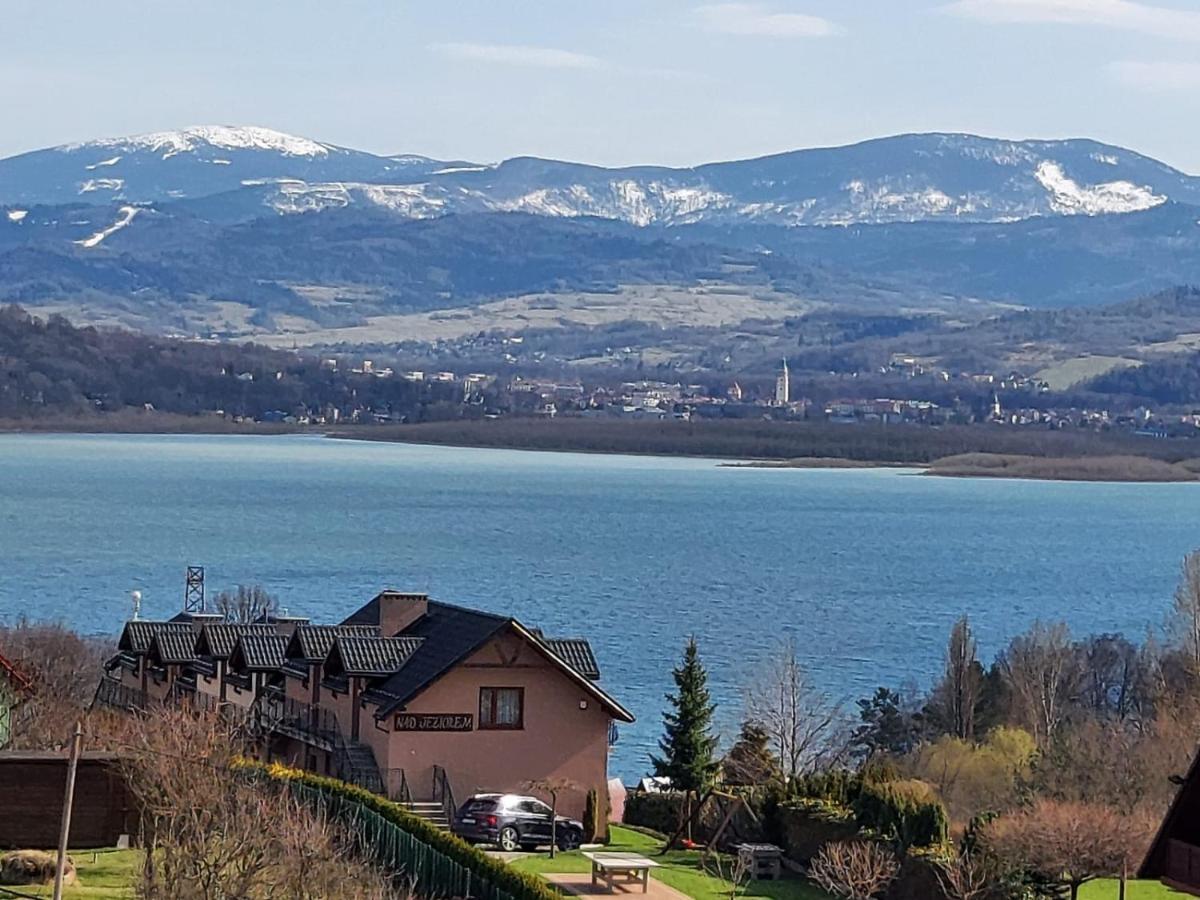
[722,720,781,786]
[851,687,920,760]
[652,637,719,794]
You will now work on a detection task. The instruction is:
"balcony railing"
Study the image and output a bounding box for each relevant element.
[94,677,148,712]
[253,694,342,751]
[95,675,395,804]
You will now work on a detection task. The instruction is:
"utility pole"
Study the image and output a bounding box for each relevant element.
[53,721,83,900]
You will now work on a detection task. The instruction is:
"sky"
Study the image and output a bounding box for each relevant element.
[3,0,1200,172]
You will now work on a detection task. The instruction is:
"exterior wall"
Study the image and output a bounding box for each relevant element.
[376,632,612,818]
[196,668,221,700]
[223,677,256,709]
[0,754,137,849]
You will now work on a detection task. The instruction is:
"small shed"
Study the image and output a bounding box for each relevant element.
[1140,743,1200,892]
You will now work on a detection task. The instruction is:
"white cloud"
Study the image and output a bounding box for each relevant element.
[696,3,841,37]
[1110,59,1200,90]
[941,0,1200,42]
[430,42,602,70]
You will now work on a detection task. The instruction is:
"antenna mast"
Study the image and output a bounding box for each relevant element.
[184,566,205,614]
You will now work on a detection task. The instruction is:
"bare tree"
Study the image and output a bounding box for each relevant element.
[808,841,899,900]
[744,637,846,780]
[0,619,108,750]
[703,848,751,900]
[996,621,1078,748]
[1170,549,1200,675]
[928,616,983,740]
[117,707,398,899]
[213,585,278,623]
[982,799,1154,900]
[524,777,581,858]
[936,851,995,900]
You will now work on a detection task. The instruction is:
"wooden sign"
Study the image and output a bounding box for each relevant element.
[395,712,473,732]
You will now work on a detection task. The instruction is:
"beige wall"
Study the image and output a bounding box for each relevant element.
[375,631,612,818]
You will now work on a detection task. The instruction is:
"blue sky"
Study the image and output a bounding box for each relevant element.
[4,0,1200,171]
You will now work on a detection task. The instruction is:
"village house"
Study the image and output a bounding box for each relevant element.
[98,590,633,820]
[0,651,33,749]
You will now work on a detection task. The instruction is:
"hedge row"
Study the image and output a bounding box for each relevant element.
[242,762,559,900]
[852,779,949,852]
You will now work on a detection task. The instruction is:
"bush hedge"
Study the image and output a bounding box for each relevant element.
[853,779,949,852]
[242,761,559,900]
[623,791,682,836]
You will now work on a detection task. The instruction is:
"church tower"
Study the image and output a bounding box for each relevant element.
[775,358,790,405]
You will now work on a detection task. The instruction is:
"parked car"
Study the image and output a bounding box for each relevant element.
[451,793,585,852]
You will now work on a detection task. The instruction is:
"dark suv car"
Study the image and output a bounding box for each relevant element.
[451,793,585,852]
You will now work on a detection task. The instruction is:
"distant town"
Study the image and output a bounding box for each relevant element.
[236,353,1184,441]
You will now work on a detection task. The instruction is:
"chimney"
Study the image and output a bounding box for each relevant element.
[377,591,429,636]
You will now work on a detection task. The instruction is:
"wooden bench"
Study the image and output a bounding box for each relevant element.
[583,852,660,893]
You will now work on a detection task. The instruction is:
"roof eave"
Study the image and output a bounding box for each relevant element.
[512,622,634,723]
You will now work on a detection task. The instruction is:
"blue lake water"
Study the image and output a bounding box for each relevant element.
[4,432,1200,778]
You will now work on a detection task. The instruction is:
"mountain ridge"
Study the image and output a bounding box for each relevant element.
[3,126,1198,227]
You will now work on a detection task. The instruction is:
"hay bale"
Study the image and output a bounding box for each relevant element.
[0,849,76,885]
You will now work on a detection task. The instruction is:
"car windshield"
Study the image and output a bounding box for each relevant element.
[463,798,498,812]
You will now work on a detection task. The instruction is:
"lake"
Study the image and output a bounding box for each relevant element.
[4,432,1200,778]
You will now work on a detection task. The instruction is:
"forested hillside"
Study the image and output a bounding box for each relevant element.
[0,306,455,420]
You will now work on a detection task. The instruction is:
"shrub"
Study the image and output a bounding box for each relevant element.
[584,787,611,843]
[794,769,866,807]
[244,761,559,900]
[776,801,860,864]
[0,850,74,886]
[623,791,683,835]
[809,841,899,900]
[853,779,949,852]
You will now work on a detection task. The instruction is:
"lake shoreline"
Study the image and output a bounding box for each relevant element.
[3,416,1199,482]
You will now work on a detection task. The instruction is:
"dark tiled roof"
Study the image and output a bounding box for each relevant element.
[195,623,277,660]
[544,638,601,680]
[327,636,424,677]
[367,599,509,717]
[149,630,198,665]
[117,621,194,655]
[286,624,381,662]
[230,634,290,672]
[340,591,428,634]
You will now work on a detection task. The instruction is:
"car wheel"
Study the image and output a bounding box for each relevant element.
[498,826,521,852]
[557,830,581,851]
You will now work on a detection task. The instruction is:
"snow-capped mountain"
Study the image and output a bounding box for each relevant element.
[0,125,459,207]
[1,127,1197,227]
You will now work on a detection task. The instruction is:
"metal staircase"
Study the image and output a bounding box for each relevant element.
[252,692,384,795]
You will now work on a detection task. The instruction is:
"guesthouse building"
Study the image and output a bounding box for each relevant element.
[99,590,632,819]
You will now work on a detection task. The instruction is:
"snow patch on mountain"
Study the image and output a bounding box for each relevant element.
[265,181,448,218]
[75,205,139,248]
[489,180,733,226]
[1034,161,1165,215]
[6,209,27,223]
[79,178,124,194]
[85,156,122,170]
[431,165,489,175]
[66,126,332,160]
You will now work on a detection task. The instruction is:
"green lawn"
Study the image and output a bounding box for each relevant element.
[510,826,829,900]
[17,849,138,899]
[1080,880,1188,899]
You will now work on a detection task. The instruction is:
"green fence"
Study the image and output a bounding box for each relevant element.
[286,779,517,900]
